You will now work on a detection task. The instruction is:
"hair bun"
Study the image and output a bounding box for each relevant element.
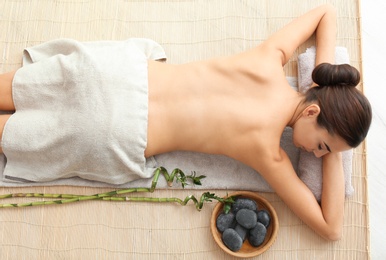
[312,63,360,87]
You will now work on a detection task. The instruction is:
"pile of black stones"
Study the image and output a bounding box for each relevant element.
[216,197,271,252]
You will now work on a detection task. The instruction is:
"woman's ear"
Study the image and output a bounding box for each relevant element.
[302,104,320,118]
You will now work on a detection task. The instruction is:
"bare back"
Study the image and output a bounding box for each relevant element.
[145,47,300,169]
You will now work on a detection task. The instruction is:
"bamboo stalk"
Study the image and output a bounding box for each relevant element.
[0,192,232,211]
[0,167,234,210]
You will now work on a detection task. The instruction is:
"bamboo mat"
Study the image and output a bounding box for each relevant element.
[0,0,369,259]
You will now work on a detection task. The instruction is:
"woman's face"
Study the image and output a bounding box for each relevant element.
[292,105,351,158]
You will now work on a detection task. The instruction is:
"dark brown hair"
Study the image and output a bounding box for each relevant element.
[304,63,372,147]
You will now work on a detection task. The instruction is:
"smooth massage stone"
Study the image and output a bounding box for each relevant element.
[216,212,236,232]
[249,222,267,247]
[231,198,258,213]
[222,228,243,252]
[234,224,248,241]
[256,209,271,228]
[236,209,257,229]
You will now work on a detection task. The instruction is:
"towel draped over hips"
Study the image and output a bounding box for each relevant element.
[1,38,166,184]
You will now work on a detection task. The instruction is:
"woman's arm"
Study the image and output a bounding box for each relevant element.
[257,149,344,241]
[319,152,345,239]
[246,5,344,240]
[260,4,337,66]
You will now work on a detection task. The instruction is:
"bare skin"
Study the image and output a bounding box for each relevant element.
[0,5,348,240]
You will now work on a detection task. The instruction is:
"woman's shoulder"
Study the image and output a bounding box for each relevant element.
[227,47,287,90]
[233,45,284,72]
[226,123,288,165]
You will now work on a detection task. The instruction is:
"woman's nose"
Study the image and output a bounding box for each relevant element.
[313,150,328,158]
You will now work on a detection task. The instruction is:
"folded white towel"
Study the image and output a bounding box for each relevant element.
[298,149,354,200]
[2,38,162,185]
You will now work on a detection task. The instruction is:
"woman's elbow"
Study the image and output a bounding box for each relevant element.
[323,227,343,241]
[322,3,337,14]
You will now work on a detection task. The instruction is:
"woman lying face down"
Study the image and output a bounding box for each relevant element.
[147,4,372,241]
[0,4,371,241]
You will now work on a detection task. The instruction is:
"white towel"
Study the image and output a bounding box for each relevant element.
[1,38,165,185]
[298,149,354,200]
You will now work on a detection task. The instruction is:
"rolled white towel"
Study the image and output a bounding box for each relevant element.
[298,149,354,201]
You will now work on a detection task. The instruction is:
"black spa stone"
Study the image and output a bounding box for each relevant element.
[236,208,257,229]
[231,198,258,213]
[249,222,267,247]
[216,212,236,232]
[234,224,248,241]
[222,228,243,252]
[256,209,271,228]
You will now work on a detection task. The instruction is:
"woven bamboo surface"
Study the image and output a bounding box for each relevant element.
[0,0,368,259]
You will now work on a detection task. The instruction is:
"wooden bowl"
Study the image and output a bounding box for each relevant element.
[210,191,279,258]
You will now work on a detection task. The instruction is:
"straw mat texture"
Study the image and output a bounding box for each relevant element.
[0,0,369,259]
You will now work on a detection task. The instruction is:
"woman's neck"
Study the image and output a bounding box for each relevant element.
[287,94,306,128]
